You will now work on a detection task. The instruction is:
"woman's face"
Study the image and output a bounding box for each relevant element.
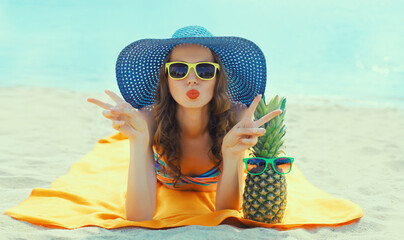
[167,44,217,109]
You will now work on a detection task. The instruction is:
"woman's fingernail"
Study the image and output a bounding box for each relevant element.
[255,128,264,133]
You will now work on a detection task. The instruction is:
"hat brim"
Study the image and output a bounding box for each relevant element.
[116,36,266,109]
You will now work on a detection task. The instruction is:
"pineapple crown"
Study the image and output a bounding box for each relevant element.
[251,95,286,159]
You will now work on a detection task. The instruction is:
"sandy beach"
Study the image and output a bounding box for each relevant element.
[1,86,403,239]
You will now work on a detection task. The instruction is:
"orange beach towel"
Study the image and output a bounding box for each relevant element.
[4,132,363,230]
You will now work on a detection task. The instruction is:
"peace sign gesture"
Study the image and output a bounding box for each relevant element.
[221,94,283,158]
[87,90,149,141]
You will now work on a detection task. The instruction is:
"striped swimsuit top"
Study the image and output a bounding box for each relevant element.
[153,147,220,186]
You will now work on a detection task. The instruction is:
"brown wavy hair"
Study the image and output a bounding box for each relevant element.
[153,46,236,188]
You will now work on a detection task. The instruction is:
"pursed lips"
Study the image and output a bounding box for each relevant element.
[186,89,200,99]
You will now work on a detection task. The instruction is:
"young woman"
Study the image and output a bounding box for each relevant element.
[87,26,282,221]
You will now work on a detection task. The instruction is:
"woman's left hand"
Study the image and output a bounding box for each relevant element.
[221,94,283,159]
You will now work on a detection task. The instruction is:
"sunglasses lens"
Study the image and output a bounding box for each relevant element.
[196,63,216,79]
[246,158,267,174]
[169,63,188,78]
[274,158,292,174]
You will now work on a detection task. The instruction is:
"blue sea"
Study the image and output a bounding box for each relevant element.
[1,0,403,108]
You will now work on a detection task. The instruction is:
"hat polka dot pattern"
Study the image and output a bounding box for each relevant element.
[116,25,267,109]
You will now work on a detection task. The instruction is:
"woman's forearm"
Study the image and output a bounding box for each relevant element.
[125,138,157,221]
[215,152,245,211]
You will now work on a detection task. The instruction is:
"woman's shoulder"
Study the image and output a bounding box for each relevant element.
[138,104,155,116]
[138,104,156,140]
[230,100,247,122]
[230,100,247,111]
[139,104,155,113]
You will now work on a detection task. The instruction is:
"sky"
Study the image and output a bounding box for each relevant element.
[0,0,403,108]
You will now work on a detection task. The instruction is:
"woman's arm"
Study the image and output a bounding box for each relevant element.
[215,151,245,211]
[126,106,157,221]
[87,90,157,221]
[125,138,157,221]
[215,102,247,211]
[215,95,282,211]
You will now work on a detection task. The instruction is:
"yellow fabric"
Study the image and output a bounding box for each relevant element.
[5,133,363,230]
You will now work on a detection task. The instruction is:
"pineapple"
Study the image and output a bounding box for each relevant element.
[242,95,287,223]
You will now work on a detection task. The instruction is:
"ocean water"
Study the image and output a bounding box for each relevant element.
[0,0,403,109]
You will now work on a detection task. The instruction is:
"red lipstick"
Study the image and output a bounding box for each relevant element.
[186,89,200,99]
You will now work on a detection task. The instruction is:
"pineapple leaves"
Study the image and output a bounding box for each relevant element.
[251,95,287,158]
[222,94,283,156]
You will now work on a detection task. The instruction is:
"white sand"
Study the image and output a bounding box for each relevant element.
[1,86,404,239]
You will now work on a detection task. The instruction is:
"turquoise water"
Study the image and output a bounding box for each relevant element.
[1,0,403,108]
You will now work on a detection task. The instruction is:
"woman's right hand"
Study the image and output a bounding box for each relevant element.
[87,89,149,141]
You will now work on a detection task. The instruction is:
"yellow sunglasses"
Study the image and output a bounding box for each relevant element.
[165,61,220,80]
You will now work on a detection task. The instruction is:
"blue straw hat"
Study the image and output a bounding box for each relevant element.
[116,25,267,109]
